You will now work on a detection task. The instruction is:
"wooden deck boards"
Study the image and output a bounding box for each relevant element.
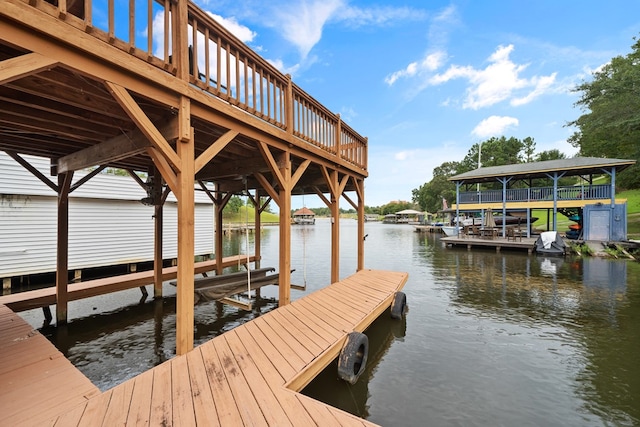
[1,269,407,426]
[0,304,100,426]
[0,255,258,313]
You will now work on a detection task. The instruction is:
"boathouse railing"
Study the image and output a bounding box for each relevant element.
[458,184,612,204]
[28,0,367,171]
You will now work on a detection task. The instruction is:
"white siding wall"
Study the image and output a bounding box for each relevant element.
[0,152,214,278]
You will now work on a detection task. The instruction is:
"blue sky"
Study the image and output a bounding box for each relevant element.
[194,0,640,208]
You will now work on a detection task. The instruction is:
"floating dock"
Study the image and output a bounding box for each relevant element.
[0,269,408,426]
[442,236,537,253]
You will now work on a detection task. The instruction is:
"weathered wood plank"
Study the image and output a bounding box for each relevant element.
[199,341,244,425]
[251,316,308,371]
[268,309,326,355]
[185,348,221,426]
[223,332,294,426]
[171,352,196,426]
[125,371,154,426]
[242,321,297,381]
[231,328,318,425]
[149,361,173,426]
[213,336,269,426]
[102,378,135,426]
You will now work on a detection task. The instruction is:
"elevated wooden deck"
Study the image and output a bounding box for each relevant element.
[1,269,408,426]
[0,255,258,313]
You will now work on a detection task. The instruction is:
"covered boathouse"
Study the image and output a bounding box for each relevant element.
[448,157,636,241]
[0,0,369,354]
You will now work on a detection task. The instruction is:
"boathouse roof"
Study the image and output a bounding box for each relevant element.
[293,207,315,216]
[449,157,636,184]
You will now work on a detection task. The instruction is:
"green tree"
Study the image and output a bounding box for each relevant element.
[522,137,536,162]
[224,195,244,214]
[412,161,459,213]
[568,36,640,189]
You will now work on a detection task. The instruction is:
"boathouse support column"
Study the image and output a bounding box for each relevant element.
[55,170,73,325]
[152,167,164,298]
[175,99,195,355]
[498,177,511,237]
[355,179,365,271]
[343,177,365,271]
[255,144,309,305]
[546,172,565,232]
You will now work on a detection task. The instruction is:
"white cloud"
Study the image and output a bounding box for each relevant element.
[471,116,519,138]
[390,43,558,109]
[206,12,256,43]
[275,0,343,59]
[385,51,446,85]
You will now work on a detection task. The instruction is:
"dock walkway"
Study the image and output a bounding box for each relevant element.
[2,269,408,426]
[0,255,258,313]
[0,304,100,426]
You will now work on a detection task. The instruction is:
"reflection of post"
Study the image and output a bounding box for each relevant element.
[153,298,164,365]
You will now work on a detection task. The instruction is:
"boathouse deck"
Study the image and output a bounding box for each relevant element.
[1,269,408,426]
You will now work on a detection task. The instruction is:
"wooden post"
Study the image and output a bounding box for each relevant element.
[330,182,340,283]
[153,167,164,298]
[254,189,262,269]
[173,0,189,81]
[214,183,224,275]
[175,98,195,355]
[356,179,365,271]
[285,74,294,135]
[56,171,73,325]
[278,153,292,306]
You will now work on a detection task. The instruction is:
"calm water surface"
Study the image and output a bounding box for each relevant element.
[21,219,640,426]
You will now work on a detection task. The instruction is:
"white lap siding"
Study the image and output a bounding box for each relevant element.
[0,152,214,279]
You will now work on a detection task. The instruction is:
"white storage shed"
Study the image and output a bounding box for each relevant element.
[0,152,214,281]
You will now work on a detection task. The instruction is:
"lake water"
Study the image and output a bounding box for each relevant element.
[21,218,640,426]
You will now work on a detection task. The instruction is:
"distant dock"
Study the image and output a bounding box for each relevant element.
[442,235,537,254]
[414,225,443,233]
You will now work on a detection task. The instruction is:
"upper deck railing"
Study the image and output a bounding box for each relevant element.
[24,0,367,171]
[458,184,612,204]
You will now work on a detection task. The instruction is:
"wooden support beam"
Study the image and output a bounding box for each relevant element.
[56,171,73,325]
[175,118,195,355]
[257,141,285,189]
[0,53,58,85]
[146,147,178,195]
[194,130,238,173]
[57,123,178,173]
[69,165,106,193]
[5,151,58,192]
[254,172,280,207]
[104,81,182,172]
[277,152,292,306]
[153,168,164,298]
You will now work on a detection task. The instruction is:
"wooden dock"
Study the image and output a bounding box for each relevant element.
[1,269,408,426]
[0,304,100,426]
[0,255,258,314]
[442,236,537,253]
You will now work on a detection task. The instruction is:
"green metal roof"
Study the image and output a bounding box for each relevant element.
[448,157,636,184]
